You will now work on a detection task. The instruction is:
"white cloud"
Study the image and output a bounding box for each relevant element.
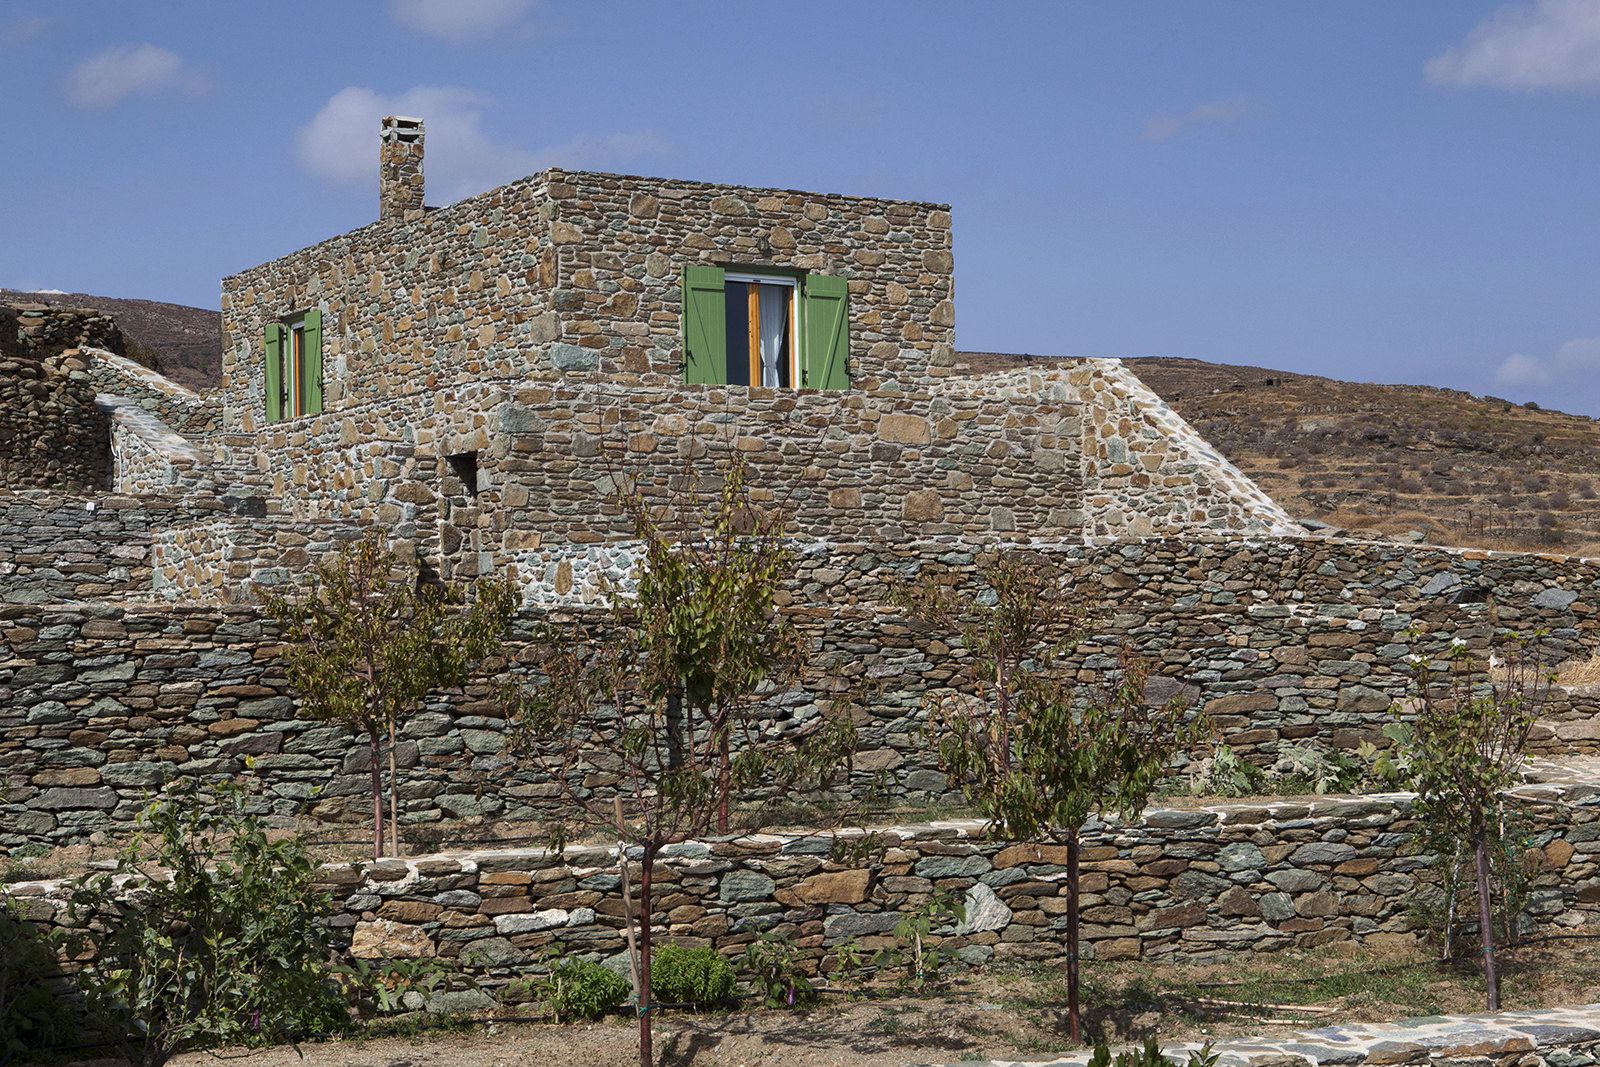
[4,14,48,45]
[1495,337,1600,390]
[61,43,207,110]
[391,0,535,43]
[1141,96,1251,142]
[296,85,671,204]
[1427,0,1600,91]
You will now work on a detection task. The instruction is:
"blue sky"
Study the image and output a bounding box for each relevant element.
[4,1,1600,414]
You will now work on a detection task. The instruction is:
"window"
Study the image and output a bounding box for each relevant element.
[681,266,849,389]
[263,310,323,421]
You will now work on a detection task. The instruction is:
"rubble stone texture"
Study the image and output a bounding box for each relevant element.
[9,774,1600,974]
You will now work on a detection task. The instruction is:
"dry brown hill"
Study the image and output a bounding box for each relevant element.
[0,289,221,393]
[957,351,1600,555]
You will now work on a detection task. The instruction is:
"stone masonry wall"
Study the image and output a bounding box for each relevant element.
[3,302,126,361]
[0,492,237,605]
[7,531,1600,851]
[173,358,1293,578]
[85,348,219,436]
[10,783,1600,979]
[219,168,953,431]
[0,353,110,492]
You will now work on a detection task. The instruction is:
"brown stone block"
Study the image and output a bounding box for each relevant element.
[481,871,532,885]
[1334,858,1379,876]
[1142,859,1187,877]
[1277,917,1323,933]
[775,869,873,906]
[33,767,101,787]
[995,843,1070,867]
[1141,902,1204,931]
[1095,937,1142,961]
[1205,692,1277,714]
[1216,886,1260,917]
[377,900,443,923]
[207,717,259,737]
[1545,839,1576,868]
[1125,877,1167,891]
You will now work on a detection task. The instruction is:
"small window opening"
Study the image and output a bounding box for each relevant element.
[447,451,479,495]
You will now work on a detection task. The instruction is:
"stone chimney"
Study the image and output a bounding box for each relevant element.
[379,116,425,222]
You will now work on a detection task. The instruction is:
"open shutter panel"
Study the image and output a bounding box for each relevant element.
[681,264,727,384]
[263,323,283,422]
[302,310,323,415]
[803,273,850,390]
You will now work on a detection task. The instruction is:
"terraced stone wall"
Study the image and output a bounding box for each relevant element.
[7,533,1600,851]
[10,786,1600,978]
[85,348,219,435]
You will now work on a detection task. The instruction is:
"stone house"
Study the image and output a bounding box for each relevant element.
[124,115,1296,602]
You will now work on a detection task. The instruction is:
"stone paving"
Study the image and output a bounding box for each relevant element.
[932,1003,1600,1067]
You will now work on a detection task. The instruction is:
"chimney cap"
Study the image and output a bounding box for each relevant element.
[382,116,425,141]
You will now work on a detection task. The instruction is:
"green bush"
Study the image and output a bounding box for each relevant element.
[70,780,348,1067]
[650,945,735,1006]
[540,957,629,1021]
[1,893,78,1060]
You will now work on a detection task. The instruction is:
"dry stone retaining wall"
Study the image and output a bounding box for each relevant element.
[7,530,1600,850]
[9,784,1600,978]
[85,348,218,435]
[0,354,109,491]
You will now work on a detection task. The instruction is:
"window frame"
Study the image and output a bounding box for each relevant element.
[264,309,322,422]
[681,265,848,391]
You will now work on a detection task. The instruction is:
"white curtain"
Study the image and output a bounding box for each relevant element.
[758,284,787,387]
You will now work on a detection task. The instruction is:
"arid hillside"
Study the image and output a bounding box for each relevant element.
[0,289,221,393]
[958,351,1600,555]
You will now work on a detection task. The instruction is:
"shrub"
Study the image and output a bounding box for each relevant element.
[650,945,735,1006]
[1,893,78,1061]
[540,957,629,1021]
[70,780,347,1067]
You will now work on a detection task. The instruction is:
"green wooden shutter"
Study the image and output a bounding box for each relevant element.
[263,322,283,422]
[682,264,727,384]
[302,309,323,414]
[803,273,849,390]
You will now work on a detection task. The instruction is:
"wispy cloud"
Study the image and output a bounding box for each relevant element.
[61,44,207,111]
[1495,337,1600,391]
[296,85,670,204]
[4,14,48,45]
[1141,96,1251,142]
[1427,0,1600,91]
[390,0,537,43]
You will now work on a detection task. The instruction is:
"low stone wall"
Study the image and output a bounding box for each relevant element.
[9,774,1600,983]
[0,491,234,605]
[85,348,219,435]
[0,354,109,491]
[3,302,126,362]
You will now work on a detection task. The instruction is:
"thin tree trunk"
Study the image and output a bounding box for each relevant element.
[638,842,657,1067]
[368,729,384,860]
[1475,828,1499,1011]
[388,719,402,857]
[1066,829,1081,1043]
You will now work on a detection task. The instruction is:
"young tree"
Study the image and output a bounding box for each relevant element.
[1388,630,1555,1011]
[258,531,517,858]
[505,461,855,1067]
[908,552,1205,1042]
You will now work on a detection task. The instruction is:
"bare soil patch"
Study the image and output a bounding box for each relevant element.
[36,939,1593,1067]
